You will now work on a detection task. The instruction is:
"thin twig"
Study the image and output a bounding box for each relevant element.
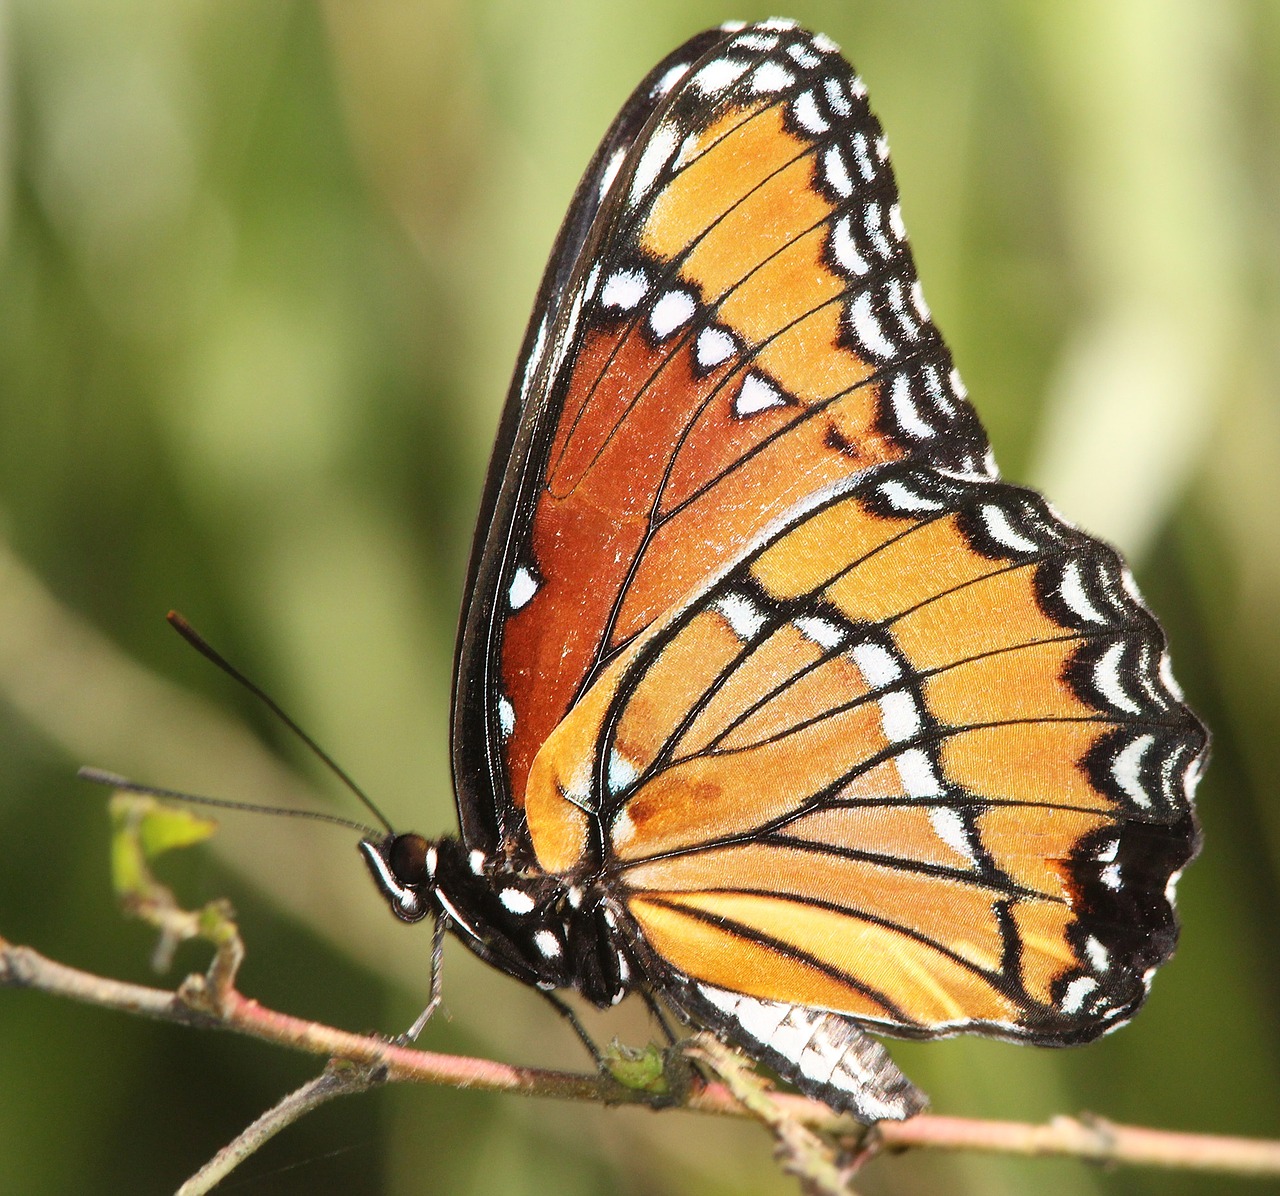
[5,933,1280,1180]
[175,1062,386,1196]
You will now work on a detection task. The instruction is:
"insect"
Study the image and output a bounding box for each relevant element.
[360,18,1208,1122]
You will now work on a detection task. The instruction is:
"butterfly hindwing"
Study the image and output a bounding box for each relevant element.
[520,462,1204,1053]
[454,20,992,856]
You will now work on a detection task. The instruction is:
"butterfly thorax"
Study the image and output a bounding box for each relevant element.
[360,833,634,1008]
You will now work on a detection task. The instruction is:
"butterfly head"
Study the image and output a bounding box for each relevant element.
[359,831,438,923]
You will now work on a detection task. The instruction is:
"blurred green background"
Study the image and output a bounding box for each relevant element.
[1,2,1276,1193]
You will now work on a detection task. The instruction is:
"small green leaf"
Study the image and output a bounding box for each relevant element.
[603,1040,669,1094]
[109,794,217,899]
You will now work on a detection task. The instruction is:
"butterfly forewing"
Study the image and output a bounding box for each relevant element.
[454,20,991,855]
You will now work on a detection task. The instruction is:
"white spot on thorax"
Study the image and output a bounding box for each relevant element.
[500,888,537,915]
[534,929,562,959]
[468,849,486,875]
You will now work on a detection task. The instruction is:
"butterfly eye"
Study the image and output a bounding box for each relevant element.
[389,833,432,887]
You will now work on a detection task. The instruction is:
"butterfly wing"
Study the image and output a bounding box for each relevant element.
[520,462,1206,1114]
[453,20,990,857]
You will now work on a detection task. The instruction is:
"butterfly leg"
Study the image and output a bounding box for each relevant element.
[640,989,679,1045]
[539,990,605,1065]
[398,914,447,1044]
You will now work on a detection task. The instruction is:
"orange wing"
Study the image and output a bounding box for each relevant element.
[452,20,990,854]
[522,463,1205,1049]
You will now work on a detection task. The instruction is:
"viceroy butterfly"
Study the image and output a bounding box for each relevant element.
[360,18,1208,1122]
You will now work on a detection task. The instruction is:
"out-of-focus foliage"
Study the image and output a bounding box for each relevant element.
[0,2,1276,1193]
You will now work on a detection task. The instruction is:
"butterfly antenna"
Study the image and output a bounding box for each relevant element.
[77,768,383,838]
[165,611,397,835]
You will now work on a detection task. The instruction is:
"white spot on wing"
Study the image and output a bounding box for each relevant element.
[848,291,897,358]
[696,326,736,368]
[787,42,821,69]
[1111,733,1155,807]
[601,268,649,311]
[1085,935,1110,972]
[823,77,851,116]
[877,478,943,512]
[1059,560,1107,623]
[889,375,935,439]
[508,565,539,611]
[791,90,829,135]
[597,148,626,200]
[1094,641,1142,714]
[980,504,1039,555]
[878,690,921,742]
[794,614,845,650]
[714,591,767,640]
[929,807,976,863]
[649,289,696,338]
[734,372,788,417]
[732,31,779,52]
[850,642,901,688]
[608,748,638,794]
[830,214,870,275]
[469,849,486,875]
[896,748,945,798]
[751,61,794,93]
[497,695,515,739]
[630,123,678,201]
[822,145,854,198]
[692,57,749,95]
[653,63,690,97]
[1060,975,1099,1015]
